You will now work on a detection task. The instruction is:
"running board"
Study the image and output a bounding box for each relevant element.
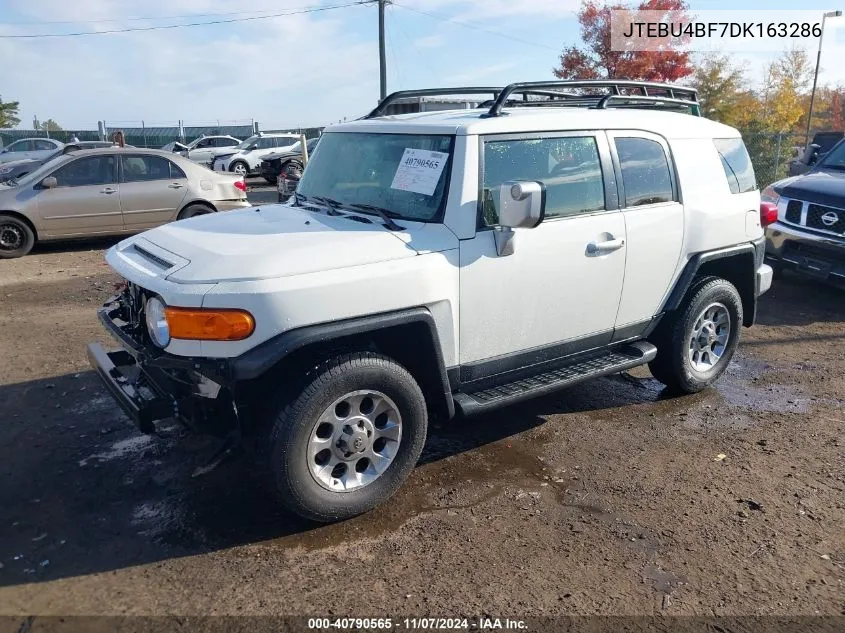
[453,341,657,417]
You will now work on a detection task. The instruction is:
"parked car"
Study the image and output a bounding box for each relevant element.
[260,137,320,185]
[787,131,844,177]
[0,141,122,184]
[0,147,249,258]
[0,138,64,164]
[277,160,304,202]
[87,80,771,523]
[211,133,301,177]
[173,135,242,166]
[763,137,845,288]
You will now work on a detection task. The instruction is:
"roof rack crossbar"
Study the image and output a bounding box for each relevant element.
[594,94,700,115]
[365,87,505,119]
[484,80,698,117]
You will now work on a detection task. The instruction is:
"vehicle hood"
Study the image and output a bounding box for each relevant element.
[775,169,845,207]
[111,204,459,284]
[0,157,39,171]
[262,150,301,162]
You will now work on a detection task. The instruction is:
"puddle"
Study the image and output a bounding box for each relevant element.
[714,355,810,414]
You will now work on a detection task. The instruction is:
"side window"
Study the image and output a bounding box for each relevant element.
[713,138,757,194]
[169,161,187,180]
[34,140,56,151]
[481,135,605,225]
[220,138,238,147]
[121,155,174,183]
[52,155,116,187]
[9,141,32,152]
[196,139,210,148]
[615,137,674,207]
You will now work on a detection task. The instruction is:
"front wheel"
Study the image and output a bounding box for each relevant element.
[648,276,743,394]
[230,161,249,177]
[264,352,428,522]
[0,214,36,259]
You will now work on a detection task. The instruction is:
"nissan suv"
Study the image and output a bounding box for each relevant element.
[87,81,773,523]
[763,137,845,288]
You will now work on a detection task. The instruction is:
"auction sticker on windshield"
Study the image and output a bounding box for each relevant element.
[390,148,448,196]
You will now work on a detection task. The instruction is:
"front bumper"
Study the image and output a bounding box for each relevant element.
[765,221,845,287]
[88,296,233,434]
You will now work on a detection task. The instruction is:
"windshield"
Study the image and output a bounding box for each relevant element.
[296,132,454,222]
[13,154,74,187]
[818,140,845,170]
[235,135,260,150]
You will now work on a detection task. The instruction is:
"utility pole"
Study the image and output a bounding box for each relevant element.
[378,0,388,101]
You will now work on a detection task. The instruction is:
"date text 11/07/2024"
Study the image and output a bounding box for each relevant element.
[306,618,528,630]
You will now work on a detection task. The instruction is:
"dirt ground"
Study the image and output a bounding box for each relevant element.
[0,239,843,619]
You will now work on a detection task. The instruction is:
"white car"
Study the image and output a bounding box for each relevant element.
[211,133,301,177]
[174,135,242,166]
[0,137,63,164]
[88,80,772,524]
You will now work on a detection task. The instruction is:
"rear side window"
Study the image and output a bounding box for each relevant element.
[482,135,605,224]
[714,138,756,194]
[34,140,56,150]
[615,137,674,207]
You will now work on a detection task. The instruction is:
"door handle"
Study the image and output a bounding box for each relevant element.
[100,187,116,194]
[586,238,625,254]
[168,183,184,189]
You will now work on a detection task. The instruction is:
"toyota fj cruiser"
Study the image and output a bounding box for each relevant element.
[88,81,773,522]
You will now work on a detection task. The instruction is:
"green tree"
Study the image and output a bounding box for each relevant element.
[691,54,749,127]
[39,119,62,132]
[0,96,21,128]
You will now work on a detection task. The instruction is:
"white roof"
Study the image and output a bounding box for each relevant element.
[329,107,739,140]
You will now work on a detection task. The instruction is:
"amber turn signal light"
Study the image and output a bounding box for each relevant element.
[164,307,255,341]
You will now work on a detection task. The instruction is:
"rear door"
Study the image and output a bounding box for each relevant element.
[119,154,189,229]
[607,132,684,330]
[34,154,123,236]
[32,139,59,161]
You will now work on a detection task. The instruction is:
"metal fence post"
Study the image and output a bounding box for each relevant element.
[774,133,782,180]
[142,120,147,148]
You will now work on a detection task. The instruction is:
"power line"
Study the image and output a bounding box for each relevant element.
[391,2,560,52]
[0,6,329,26]
[0,2,366,38]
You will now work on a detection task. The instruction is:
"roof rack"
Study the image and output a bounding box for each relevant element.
[365,80,700,119]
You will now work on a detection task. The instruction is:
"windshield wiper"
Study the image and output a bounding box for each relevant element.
[347,203,405,231]
[310,195,345,216]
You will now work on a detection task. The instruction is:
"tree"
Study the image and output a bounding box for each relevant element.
[554,0,693,82]
[758,48,812,133]
[691,54,751,127]
[39,119,62,132]
[0,96,21,128]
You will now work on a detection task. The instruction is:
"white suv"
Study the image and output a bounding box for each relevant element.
[212,133,301,177]
[88,81,773,523]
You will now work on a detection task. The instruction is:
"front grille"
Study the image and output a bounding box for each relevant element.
[785,200,802,224]
[807,204,845,235]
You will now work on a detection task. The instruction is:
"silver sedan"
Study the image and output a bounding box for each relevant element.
[0,147,250,258]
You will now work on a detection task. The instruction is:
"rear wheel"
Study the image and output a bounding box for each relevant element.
[263,352,428,522]
[0,214,35,259]
[648,276,742,394]
[177,204,213,220]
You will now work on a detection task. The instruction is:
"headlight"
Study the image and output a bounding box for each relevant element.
[0,166,12,174]
[145,296,170,348]
[761,185,780,204]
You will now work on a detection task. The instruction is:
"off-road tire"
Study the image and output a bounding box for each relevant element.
[648,276,743,394]
[263,352,428,523]
[177,204,213,220]
[0,214,36,259]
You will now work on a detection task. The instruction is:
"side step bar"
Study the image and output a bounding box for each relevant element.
[453,341,657,417]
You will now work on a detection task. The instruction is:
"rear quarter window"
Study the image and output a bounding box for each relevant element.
[714,138,756,194]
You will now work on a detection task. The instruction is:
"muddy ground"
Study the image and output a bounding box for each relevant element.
[0,238,843,619]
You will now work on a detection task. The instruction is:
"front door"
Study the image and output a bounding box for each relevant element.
[34,153,123,237]
[119,154,189,229]
[458,131,626,380]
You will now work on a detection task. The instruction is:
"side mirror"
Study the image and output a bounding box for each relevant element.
[493,180,545,256]
[41,176,57,189]
[807,143,821,165]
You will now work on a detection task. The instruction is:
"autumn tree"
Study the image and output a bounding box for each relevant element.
[758,47,813,133]
[554,0,693,82]
[691,54,754,127]
[0,96,21,128]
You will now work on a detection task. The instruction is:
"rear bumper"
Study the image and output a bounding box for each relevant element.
[765,221,845,286]
[757,264,773,296]
[215,200,251,212]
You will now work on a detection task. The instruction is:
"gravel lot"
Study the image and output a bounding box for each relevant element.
[0,226,843,617]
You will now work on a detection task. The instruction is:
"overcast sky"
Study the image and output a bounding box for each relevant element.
[1,0,843,131]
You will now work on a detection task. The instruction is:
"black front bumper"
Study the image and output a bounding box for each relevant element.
[88,298,234,434]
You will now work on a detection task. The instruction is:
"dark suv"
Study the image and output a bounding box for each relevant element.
[764,138,845,287]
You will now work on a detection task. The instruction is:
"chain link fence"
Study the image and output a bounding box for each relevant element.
[743,132,807,187]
